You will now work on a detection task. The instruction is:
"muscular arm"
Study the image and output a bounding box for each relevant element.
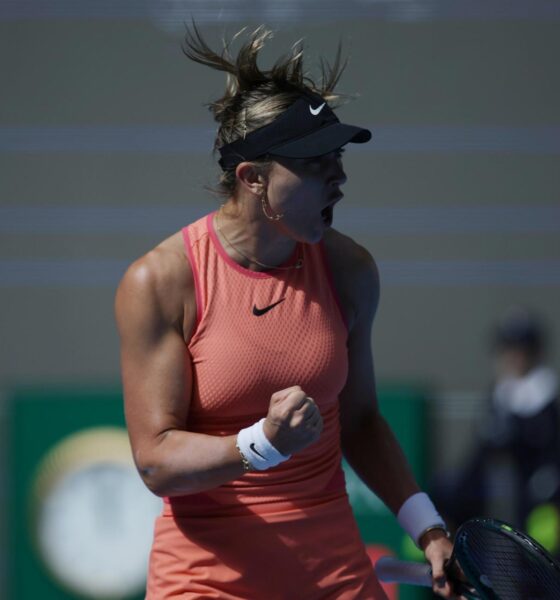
[325,231,420,513]
[115,244,247,497]
[326,231,454,587]
[116,237,322,497]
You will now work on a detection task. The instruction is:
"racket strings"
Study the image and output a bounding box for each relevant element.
[458,523,560,599]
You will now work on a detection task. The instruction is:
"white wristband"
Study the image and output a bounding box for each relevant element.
[237,418,291,471]
[397,492,446,546]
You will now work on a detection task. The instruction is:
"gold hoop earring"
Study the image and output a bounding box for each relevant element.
[260,190,283,221]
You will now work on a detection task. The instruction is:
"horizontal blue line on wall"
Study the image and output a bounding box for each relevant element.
[1,205,559,235]
[1,0,559,23]
[2,125,560,154]
[1,259,559,287]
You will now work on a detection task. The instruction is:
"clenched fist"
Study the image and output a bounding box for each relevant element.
[262,386,323,456]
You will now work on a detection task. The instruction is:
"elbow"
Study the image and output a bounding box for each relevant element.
[340,407,382,441]
[135,455,198,498]
[340,410,387,459]
[137,463,169,497]
[134,447,177,497]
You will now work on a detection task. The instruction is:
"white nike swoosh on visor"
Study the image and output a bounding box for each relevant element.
[309,103,326,116]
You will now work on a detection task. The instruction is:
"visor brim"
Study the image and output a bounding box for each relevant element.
[267,123,371,159]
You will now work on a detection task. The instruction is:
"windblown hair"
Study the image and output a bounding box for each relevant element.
[182,23,348,195]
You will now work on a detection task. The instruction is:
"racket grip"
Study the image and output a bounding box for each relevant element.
[375,557,433,587]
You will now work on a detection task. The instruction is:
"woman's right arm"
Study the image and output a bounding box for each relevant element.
[115,242,323,497]
[115,246,248,497]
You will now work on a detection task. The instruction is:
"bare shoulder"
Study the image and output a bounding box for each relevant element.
[322,228,380,328]
[322,228,374,268]
[115,231,196,340]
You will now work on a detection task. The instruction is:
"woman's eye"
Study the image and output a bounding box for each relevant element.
[307,150,343,165]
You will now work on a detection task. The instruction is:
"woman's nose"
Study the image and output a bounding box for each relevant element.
[331,156,347,186]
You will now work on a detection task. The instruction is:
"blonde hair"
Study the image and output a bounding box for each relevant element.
[182,23,348,195]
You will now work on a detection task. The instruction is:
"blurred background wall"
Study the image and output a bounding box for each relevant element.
[1,1,559,597]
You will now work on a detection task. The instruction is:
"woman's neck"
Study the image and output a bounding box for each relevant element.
[215,201,298,272]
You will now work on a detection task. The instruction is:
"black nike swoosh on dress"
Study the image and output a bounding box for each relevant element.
[252,298,286,316]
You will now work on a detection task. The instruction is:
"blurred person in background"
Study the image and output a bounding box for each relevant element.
[433,306,560,538]
[115,24,455,600]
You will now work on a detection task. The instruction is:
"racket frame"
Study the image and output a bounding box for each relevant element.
[376,517,560,600]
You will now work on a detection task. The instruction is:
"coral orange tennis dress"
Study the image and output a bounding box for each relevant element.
[145,212,387,599]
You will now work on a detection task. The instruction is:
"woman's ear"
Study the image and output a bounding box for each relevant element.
[235,162,265,195]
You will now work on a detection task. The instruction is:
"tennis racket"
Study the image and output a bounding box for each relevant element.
[375,517,560,599]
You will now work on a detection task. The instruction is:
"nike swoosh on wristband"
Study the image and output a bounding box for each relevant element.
[252,298,285,316]
[309,102,326,116]
[249,443,266,459]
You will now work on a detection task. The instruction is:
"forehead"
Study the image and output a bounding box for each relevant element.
[269,148,344,171]
[267,157,315,181]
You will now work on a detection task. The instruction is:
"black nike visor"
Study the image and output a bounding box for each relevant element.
[218,91,371,170]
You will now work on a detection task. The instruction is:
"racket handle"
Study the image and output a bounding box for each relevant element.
[375,557,433,587]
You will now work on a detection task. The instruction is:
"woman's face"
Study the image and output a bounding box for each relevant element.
[264,149,347,243]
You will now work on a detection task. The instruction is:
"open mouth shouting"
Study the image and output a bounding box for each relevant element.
[321,205,334,226]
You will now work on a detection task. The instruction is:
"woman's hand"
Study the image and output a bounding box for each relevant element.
[263,386,323,456]
[420,529,457,599]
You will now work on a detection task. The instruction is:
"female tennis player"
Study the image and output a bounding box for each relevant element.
[115,25,454,599]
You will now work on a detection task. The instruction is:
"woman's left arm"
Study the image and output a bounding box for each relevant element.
[337,248,419,513]
[330,237,455,598]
